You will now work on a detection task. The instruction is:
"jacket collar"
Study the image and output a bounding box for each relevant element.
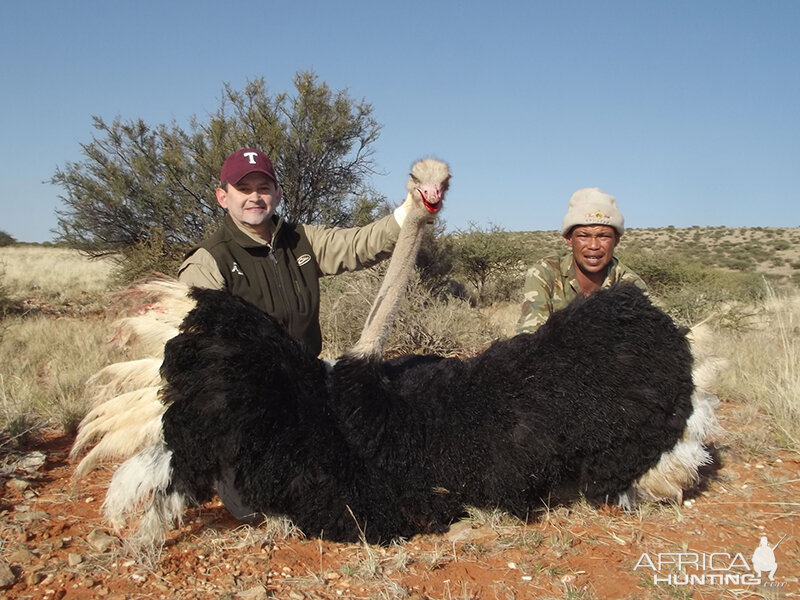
[223,213,285,248]
[562,253,620,293]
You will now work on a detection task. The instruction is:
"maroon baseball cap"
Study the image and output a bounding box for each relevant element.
[219,148,277,185]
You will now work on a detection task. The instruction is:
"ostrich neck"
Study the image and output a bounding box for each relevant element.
[347,193,429,359]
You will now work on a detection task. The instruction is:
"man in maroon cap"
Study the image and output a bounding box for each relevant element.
[179,148,408,357]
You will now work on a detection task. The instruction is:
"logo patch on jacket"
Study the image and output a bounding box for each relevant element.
[231,262,244,275]
[297,254,312,267]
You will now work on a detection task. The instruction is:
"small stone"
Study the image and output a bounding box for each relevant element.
[86,529,117,552]
[445,520,474,542]
[13,511,48,524]
[7,548,37,564]
[445,519,498,544]
[236,585,268,600]
[0,560,16,589]
[18,451,46,472]
[6,478,30,492]
[26,570,46,585]
[68,553,83,566]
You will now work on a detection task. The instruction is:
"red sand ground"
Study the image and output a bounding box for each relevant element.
[1,402,798,600]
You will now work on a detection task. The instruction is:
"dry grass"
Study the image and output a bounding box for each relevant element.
[712,285,800,453]
[0,246,122,440]
[0,245,114,303]
[195,516,305,554]
[0,314,130,441]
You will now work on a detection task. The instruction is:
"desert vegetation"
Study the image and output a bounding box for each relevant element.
[0,226,798,599]
[2,226,798,449]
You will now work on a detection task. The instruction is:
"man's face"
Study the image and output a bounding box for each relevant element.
[216,172,281,233]
[565,225,620,275]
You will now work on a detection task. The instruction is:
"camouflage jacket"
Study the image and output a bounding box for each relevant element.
[515,253,648,333]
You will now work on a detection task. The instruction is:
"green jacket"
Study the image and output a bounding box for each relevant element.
[516,253,648,334]
[179,212,400,355]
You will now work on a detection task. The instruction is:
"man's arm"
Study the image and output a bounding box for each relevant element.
[515,259,558,334]
[303,212,402,276]
[177,248,225,289]
[615,263,649,293]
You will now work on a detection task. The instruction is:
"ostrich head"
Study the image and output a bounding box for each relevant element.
[407,158,451,214]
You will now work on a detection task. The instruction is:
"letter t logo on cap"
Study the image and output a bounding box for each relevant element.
[243,151,259,164]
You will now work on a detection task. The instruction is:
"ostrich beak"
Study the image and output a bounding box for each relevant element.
[416,185,443,213]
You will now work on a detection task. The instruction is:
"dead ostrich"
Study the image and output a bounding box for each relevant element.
[70,158,450,479]
[72,158,720,547]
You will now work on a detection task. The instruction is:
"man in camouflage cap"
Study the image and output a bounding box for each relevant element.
[516,187,647,333]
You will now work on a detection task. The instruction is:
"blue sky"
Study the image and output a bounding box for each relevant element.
[1,0,798,243]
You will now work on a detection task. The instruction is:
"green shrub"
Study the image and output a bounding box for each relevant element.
[616,252,765,325]
[450,224,527,306]
[415,223,457,298]
[111,227,187,284]
[770,239,791,251]
[0,230,16,247]
[0,265,14,318]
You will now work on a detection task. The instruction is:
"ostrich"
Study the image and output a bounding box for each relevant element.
[70,158,450,479]
[73,158,719,548]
